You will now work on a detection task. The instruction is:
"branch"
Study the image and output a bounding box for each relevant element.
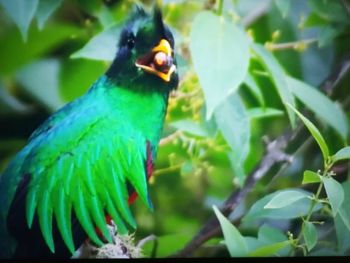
[159,130,182,146]
[341,0,350,18]
[172,131,294,257]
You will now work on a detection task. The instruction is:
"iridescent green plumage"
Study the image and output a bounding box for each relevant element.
[0,6,178,258]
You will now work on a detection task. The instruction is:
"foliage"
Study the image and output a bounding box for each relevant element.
[0,0,350,258]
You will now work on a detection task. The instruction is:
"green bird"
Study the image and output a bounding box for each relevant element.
[0,6,178,258]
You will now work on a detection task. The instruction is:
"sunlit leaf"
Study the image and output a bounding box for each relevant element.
[248,240,290,257]
[242,189,322,222]
[302,170,321,185]
[322,176,344,217]
[252,44,295,127]
[258,225,287,244]
[214,94,250,185]
[0,0,39,40]
[15,59,63,111]
[213,205,248,257]
[303,221,317,251]
[287,103,329,162]
[264,190,309,209]
[244,74,265,107]
[71,24,121,61]
[335,181,350,253]
[190,11,250,119]
[35,0,63,30]
[274,0,291,18]
[287,76,348,140]
[248,108,284,119]
[332,147,350,163]
[170,120,208,137]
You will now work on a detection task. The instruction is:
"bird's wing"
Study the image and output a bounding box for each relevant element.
[1,103,152,255]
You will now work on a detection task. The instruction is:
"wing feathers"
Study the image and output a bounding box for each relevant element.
[72,184,103,247]
[37,191,55,253]
[17,111,152,253]
[54,187,75,254]
[88,195,112,243]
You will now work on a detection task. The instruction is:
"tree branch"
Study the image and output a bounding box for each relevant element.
[172,131,294,257]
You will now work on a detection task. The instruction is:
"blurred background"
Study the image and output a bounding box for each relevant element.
[0,0,349,257]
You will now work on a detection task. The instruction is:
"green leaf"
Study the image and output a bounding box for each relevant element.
[254,224,291,256]
[274,0,291,18]
[60,59,106,101]
[248,240,290,257]
[35,0,63,30]
[258,225,287,244]
[252,44,295,127]
[322,176,344,217]
[318,25,344,48]
[190,11,250,119]
[338,207,350,231]
[332,147,350,163]
[244,74,265,107]
[302,12,328,27]
[214,94,250,185]
[96,4,115,29]
[287,103,330,162]
[308,0,350,24]
[0,23,80,74]
[142,233,192,258]
[15,59,63,111]
[264,190,309,209]
[335,181,350,252]
[0,0,39,40]
[71,24,121,61]
[248,108,284,119]
[287,76,348,140]
[213,205,248,257]
[242,189,322,223]
[170,120,208,137]
[303,221,317,251]
[302,170,321,185]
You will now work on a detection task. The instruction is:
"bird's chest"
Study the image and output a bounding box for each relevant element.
[107,89,167,145]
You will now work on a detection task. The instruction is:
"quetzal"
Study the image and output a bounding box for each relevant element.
[0,6,178,258]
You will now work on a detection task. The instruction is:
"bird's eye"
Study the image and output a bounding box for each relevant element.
[127,37,135,49]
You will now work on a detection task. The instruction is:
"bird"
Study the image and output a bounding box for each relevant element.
[0,5,178,258]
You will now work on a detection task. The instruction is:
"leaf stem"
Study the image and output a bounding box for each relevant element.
[291,175,324,255]
[153,164,182,177]
[265,38,317,52]
[217,0,224,16]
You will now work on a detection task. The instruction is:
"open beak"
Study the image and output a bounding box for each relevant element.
[135,39,176,82]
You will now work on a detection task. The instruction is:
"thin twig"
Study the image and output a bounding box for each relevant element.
[265,38,317,51]
[159,130,182,146]
[341,0,350,18]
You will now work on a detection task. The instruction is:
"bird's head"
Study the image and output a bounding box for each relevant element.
[106,6,179,93]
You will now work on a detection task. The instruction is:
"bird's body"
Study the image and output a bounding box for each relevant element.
[0,6,178,258]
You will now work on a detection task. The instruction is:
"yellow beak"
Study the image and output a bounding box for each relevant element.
[135,39,176,82]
